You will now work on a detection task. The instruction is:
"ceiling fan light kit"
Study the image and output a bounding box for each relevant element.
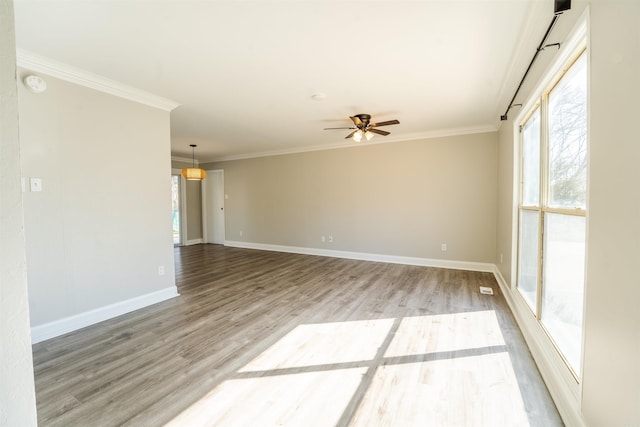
[324,113,400,142]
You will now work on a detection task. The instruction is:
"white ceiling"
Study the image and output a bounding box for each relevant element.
[13,1,549,162]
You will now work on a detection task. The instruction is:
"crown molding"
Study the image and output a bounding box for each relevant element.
[204,124,498,163]
[16,49,180,111]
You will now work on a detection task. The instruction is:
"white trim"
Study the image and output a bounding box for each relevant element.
[30,286,179,344]
[224,240,494,273]
[204,125,497,163]
[201,177,208,244]
[493,267,585,427]
[171,169,186,246]
[16,49,180,111]
[180,176,188,245]
[184,238,203,246]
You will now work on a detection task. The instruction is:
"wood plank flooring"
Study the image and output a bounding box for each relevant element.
[32,244,563,426]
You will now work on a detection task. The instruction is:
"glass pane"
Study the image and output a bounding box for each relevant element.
[542,213,586,374]
[517,210,539,312]
[548,52,587,209]
[172,175,181,245]
[522,108,541,206]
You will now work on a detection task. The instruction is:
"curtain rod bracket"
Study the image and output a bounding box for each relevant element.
[539,43,561,52]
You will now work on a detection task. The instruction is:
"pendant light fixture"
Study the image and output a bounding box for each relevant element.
[181,144,207,181]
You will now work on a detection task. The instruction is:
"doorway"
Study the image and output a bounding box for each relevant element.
[171,174,182,245]
[204,169,225,244]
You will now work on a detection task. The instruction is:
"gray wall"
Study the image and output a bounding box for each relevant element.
[0,0,38,424]
[206,132,497,263]
[496,0,640,424]
[19,70,177,327]
[185,181,202,240]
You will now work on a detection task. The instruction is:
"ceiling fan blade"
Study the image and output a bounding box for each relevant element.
[324,127,356,130]
[345,130,358,139]
[350,116,363,127]
[370,120,400,127]
[368,128,390,136]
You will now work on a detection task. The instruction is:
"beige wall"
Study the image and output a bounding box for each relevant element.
[206,132,497,263]
[0,0,38,424]
[496,1,640,425]
[19,71,177,327]
[185,180,202,240]
[581,0,640,424]
[171,160,191,170]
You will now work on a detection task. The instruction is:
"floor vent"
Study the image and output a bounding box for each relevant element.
[479,286,494,295]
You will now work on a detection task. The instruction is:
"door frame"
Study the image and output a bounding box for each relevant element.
[171,169,187,246]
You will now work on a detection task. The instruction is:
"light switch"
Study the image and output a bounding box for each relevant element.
[30,178,42,192]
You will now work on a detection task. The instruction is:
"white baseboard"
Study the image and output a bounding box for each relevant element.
[31,286,179,344]
[224,240,495,273]
[492,267,585,427]
[184,238,203,246]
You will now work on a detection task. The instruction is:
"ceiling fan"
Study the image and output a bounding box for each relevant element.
[324,114,400,142]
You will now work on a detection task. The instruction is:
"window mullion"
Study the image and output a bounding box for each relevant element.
[536,95,550,320]
[543,207,587,217]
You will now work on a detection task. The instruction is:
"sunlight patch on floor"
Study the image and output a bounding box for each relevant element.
[240,318,395,371]
[165,311,530,426]
[164,367,367,427]
[385,310,506,357]
[350,352,530,427]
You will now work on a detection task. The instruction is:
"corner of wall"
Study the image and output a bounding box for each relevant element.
[0,0,38,424]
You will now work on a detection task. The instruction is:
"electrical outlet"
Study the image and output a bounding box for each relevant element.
[239,230,243,237]
[441,243,447,251]
[321,236,325,243]
[158,265,165,276]
[328,236,333,243]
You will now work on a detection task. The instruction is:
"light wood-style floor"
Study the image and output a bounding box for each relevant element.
[32,244,563,426]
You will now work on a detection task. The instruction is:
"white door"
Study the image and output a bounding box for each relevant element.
[205,170,225,244]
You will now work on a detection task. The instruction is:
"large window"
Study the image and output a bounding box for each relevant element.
[516,51,587,376]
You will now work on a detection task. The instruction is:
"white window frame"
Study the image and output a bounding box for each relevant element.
[517,48,587,375]
[510,9,589,404]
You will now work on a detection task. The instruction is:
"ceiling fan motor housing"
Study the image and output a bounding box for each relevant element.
[324,114,399,139]
[354,113,371,128]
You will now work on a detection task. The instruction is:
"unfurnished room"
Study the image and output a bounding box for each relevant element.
[1,0,639,426]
